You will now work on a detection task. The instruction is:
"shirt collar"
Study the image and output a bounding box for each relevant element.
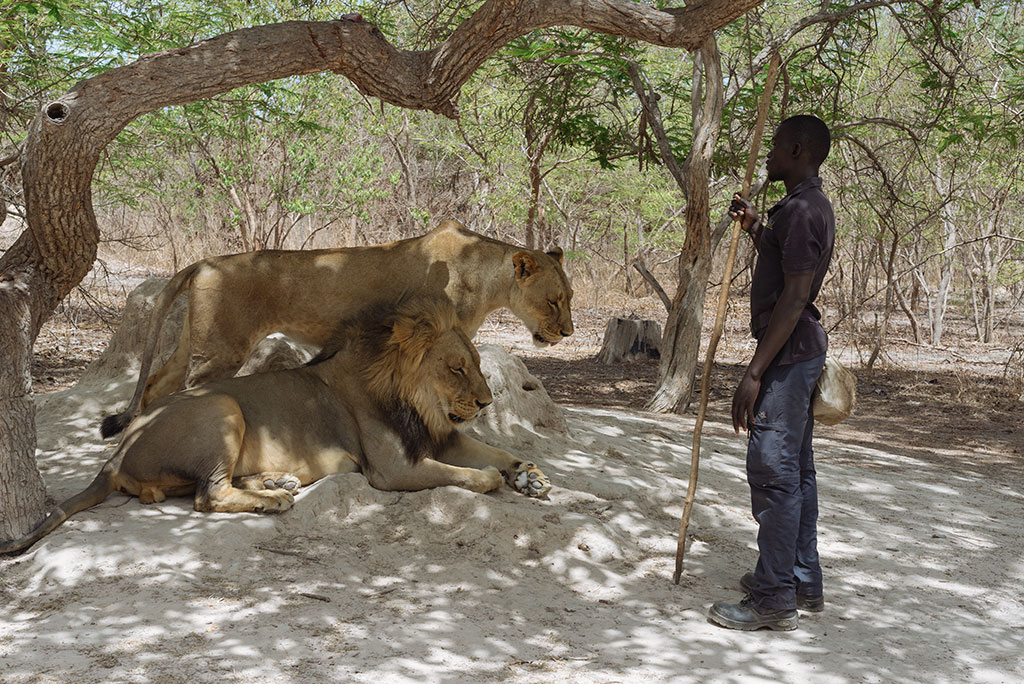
[769,176,823,214]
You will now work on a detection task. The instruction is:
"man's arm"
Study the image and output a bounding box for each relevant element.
[731,271,815,433]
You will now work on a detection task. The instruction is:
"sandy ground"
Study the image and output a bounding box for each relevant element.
[1,302,1023,684]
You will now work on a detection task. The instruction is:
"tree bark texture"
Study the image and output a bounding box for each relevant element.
[0,0,764,541]
[0,273,48,541]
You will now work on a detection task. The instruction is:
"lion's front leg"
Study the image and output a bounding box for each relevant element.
[436,432,551,497]
[357,429,502,494]
[365,457,504,494]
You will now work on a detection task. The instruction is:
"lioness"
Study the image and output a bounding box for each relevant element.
[1,296,551,555]
[101,218,573,437]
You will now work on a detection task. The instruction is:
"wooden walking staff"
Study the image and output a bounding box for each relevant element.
[672,53,782,585]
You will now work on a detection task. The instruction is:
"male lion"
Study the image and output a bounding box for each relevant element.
[2,296,550,555]
[101,218,573,437]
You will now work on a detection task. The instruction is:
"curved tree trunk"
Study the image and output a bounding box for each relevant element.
[0,1,764,542]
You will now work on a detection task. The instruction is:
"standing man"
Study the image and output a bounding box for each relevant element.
[708,114,835,631]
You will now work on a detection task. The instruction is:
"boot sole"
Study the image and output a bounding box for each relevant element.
[708,606,799,631]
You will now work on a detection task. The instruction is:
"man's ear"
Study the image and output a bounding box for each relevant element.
[545,246,564,264]
[513,251,539,281]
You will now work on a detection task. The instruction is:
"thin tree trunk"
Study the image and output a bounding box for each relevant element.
[893,278,922,344]
[867,226,900,370]
[980,216,998,343]
[523,101,554,251]
[643,40,724,413]
[227,186,255,252]
[649,255,714,411]
[930,160,957,345]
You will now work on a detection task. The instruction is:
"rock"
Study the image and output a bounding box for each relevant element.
[236,334,314,376]
[470,344,568,450]
[78,277,186,382]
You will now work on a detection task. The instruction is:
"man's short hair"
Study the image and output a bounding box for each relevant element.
[780,115,831,166]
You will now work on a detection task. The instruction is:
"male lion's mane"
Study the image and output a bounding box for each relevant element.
[306,296,462,465]
[377,398,458,464]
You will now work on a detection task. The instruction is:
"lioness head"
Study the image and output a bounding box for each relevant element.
[365,297,492,440]
[511,247,575,347]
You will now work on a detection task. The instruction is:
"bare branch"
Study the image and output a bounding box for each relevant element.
[626,60,689,195]
[832,117,922,143]
[724,1,910,105]
[632,260,672,312]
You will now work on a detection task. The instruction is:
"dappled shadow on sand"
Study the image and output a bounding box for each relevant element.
[2,384,1023,683]
[527,355,1024,481]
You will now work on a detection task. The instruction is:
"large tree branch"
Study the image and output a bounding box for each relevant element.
[0,0,765,337]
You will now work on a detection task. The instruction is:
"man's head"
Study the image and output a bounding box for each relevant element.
[766,115,831,183]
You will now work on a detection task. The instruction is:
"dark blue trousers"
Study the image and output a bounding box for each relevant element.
[746,354,826,611]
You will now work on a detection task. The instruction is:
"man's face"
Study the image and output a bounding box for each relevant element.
[765,125,796,182]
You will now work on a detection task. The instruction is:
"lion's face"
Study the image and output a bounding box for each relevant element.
[369,300,493,440]
[407,327,492,436]
[511,248,575,348]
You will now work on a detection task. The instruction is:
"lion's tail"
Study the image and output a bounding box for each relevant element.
[100,261,202,438]
[0,469,116,556]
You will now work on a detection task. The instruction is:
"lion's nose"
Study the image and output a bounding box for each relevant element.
[475,399,491,410]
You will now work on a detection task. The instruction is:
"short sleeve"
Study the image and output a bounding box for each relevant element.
[776,199,824,275]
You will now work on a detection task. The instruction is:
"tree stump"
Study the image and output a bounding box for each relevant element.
[596,317,661,364]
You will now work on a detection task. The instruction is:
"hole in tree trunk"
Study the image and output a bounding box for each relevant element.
[46,102,69,122]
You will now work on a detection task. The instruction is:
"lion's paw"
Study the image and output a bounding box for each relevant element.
[236,472,302,493]
[507,461,551,497]
[262,474,301,492]
[254,488,295,513]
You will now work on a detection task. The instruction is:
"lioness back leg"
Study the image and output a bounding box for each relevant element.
[184,350,251,390]
[181,295,266,389]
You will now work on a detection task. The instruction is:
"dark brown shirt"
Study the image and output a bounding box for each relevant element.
[750,177,835,365]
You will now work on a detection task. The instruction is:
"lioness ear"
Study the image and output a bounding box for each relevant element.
[545,246,564,264]
[513,251,539,281]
